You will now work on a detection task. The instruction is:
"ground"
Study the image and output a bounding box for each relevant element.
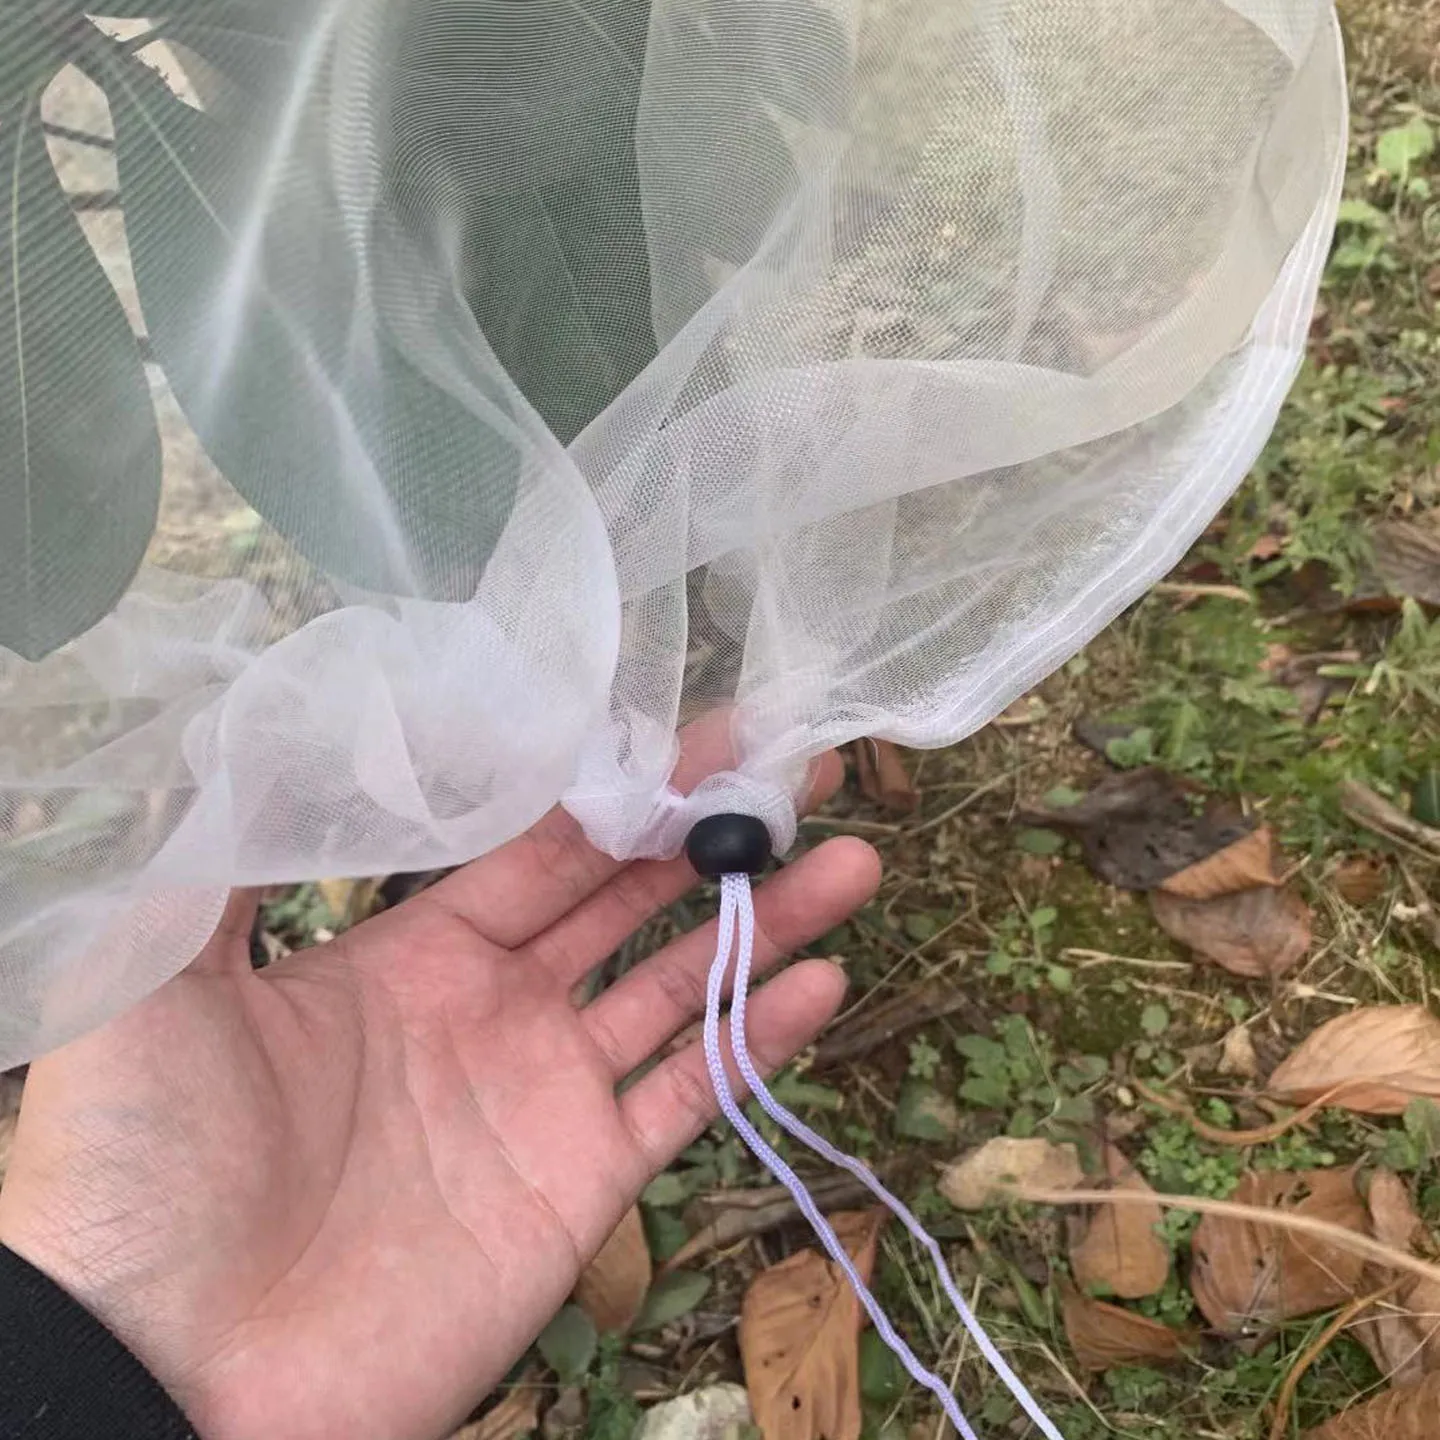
[6,3,1440,1439]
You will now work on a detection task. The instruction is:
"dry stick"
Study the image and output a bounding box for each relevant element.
[1340,780,1440,858]
[1151,580,1254,603]
[909,768,1019,838]
[1266,1281,1402,1440]
[662,1174,876,1271]
[1012,1187,1440,1291]
[1134,1078,1346,1147]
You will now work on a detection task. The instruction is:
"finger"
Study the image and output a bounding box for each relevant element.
[420,713,737,948]
[522,750,847,984]
[618,959,848,1176]
[186,888,262,977]
[581,836,878,1077]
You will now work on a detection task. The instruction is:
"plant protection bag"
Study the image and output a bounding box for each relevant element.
[2,1,1343,1424]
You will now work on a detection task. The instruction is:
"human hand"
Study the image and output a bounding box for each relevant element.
[0,736,879,1440]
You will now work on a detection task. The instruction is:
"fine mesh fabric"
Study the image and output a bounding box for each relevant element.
[0,1,1345,1065]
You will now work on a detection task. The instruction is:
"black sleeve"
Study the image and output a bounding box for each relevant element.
[0,1244,199,1439]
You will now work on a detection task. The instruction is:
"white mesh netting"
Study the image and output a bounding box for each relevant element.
[0,0,1345,1065]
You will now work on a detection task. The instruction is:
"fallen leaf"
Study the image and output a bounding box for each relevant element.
[1372,514,1440,609]
[1059,1278,1189,1371]
[1354,1275,1440,1388]
[1368,1172,1423,1252]
[450,1368,544,1440]
[574,1204,651,1333]
[1218,1026,1261,1080]
[634,1385,753,1440]
[739,1210,886,1440]
[1249,534,1285,562]
[1190,1169,1369,1335]
[1268,1007,1440,1116]
[1016,768,1252,892]
[1158,828,1281,899]
[939,1137,1084,1211]
[853,740,918,814]
[1150,884,1311,978]
[1070,1147,1170,1300]
[1352,1172,1440,1388]
[993,693,1048,727]
[1332,855,1390,906]
[1069,1148,1169,1296]
[1303,1367,1440,1436]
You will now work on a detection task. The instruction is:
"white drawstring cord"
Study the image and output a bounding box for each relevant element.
[703,873,1066,1440]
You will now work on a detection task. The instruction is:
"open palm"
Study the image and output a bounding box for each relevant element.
[0,743,879,1440]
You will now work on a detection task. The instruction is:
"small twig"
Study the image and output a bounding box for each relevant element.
[42,121,115,150]
[818,987,981,1066]
[1399,865,1440,949]
[910,768,1020,838]
[1151,580,1254,603]
[827,917,971,1029]
[1014,1186,1440,1289]
[1063,947,1193,972]
[662,1174,875,1271]
[1340,780,1440,859]
[1266,1281,1402,1440]
[1134,1078,1343,1147]
[799,815,903,837]
[117,21,173,54]
[68,189,121,211]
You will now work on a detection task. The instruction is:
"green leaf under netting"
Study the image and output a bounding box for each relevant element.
[387,0,657,444]
[0,89,161,660]
[103,45,518,599]
[159,0,659,445]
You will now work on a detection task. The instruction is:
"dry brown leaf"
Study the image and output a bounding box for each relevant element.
[1158,827,1280,900]
[1150,884,1311,978]
[1218,1026,1261,1080]
[450,1369,544,1440]
[853,740,918,814]
[1268,1007,1440,1116]
[1059,1278,1189,1371]
[1372,514,1440,609]
[1352,1173,1440,1388]
[739,1210,886,1440]
[939,1137,1084,1211]
[1070,1147,1170,1300]
[1016,768,1251,892]
[1332,855,1390,906]
[574,1204,651,1333]
[1352,1277,1440,1389]
[1303,1368,1440,1437]
[1190,1169,1370,1335]
[1369,1172,1424,1253]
